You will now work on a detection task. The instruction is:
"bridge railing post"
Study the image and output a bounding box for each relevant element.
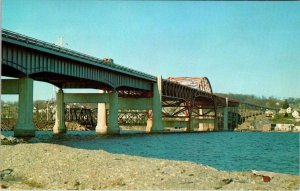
[53,88,66,134]
[151,75,163,133]
[14,77,36,137]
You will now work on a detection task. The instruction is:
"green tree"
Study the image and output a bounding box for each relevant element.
[282,99,289,109]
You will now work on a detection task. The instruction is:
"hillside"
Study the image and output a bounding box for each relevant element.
[215,93,300,109]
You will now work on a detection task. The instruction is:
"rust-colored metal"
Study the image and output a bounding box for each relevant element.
[167,77,213,93]
[162,79,213,101]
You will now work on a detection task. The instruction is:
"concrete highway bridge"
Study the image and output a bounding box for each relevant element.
[1,29,266,137]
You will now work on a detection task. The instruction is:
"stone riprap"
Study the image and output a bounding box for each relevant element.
[0,135,25,145]
[1,143,299,190]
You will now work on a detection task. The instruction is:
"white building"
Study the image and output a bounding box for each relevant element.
[292,110,299,118]
[265,110,274,117]
[286,107,292,114]
[274,124,294,132]
[294,126,300,132]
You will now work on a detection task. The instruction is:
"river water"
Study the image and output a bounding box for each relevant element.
[2,131,299,175]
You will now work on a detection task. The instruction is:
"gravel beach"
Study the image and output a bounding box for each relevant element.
[1,142,299,190]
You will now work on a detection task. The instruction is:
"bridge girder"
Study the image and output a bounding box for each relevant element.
[2,29,155,91]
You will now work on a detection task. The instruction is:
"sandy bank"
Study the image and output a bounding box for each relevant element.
[1,143,299,190]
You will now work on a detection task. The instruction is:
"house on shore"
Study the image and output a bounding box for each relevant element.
[292,110,299,118]
[274,124,294,132]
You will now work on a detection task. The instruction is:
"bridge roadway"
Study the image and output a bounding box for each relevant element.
[1,29,238,137]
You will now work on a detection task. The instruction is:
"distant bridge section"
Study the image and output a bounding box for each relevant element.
[238,102,279,121]
[168,77,213,93]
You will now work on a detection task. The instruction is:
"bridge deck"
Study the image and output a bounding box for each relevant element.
[2,29,155,91]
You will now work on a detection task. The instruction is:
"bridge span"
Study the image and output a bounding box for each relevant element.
[2,29,239,137]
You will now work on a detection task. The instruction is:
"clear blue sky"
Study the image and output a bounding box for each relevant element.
[2,0,300,101]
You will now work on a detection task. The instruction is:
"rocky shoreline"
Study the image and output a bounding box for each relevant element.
[1,140,299,190]
[1,120,93,132]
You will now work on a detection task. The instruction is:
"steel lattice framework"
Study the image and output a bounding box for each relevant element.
[162,79,213,101]
[118,110,148,126]
[65,108,95,127]
[168,77,213,93]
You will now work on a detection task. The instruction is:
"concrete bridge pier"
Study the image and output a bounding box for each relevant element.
[187,98,195,132]
[107,90,120,134]
[150,76,163,133]
[95,90,107,134]
[187,119,195,132]
[146,111,152,133]
[14,77,36,137]
[198,108,204,131]
[95,103,107,134]
[213,101,219,131]
[223,97,229,131]
[53,88,66,134]
[187,116,195,132]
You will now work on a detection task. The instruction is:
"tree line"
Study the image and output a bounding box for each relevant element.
[215,93,300,109]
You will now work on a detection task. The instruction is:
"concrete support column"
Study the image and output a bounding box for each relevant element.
[14,77,35,137]
[198,108,204,131]
[223,97,229,131]
[187,118,194,132]
[146,110,152,133]
[151,76,163,133]
[96,90,107,134]
[213,108,219,131]
[107,90,120,134]
[234,107,238,128]
[53,89,66,134]
[187,98,195,132]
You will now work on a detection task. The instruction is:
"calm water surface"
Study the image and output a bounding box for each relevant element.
[3,131,299,175]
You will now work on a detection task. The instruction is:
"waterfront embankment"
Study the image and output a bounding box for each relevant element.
[1,142,299,190]
[236,115,300,132]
